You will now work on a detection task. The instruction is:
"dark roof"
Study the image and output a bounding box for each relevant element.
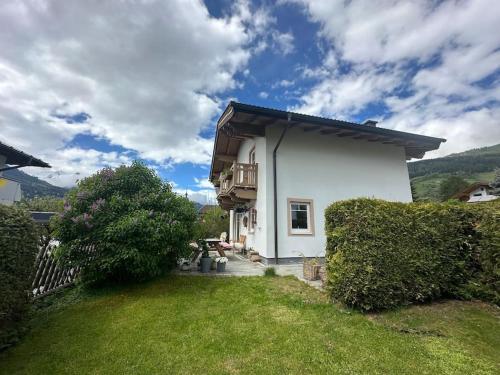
[452,182,490,199]
[210,101,446,181]
[0,141,50,168]
[30,211,56,224]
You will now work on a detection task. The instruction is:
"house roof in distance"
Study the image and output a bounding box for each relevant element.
[0,141,50,168]
[452,182,490,200]
[210,101,446,182]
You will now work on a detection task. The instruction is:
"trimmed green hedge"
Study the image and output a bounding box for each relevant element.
[0,205,39,350]
[325,198,498,311]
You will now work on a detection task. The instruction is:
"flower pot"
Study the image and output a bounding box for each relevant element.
[211,258,217,270]
[216,262,226,272]
[200,257,212,273]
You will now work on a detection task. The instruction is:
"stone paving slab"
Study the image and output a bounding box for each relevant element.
[175,251,323,289]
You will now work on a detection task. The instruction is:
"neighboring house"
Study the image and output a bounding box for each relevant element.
[0,141,50,205]
[209,102,445,264]
[453,182,499,203]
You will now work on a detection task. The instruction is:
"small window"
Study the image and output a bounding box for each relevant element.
[249,208,257,232]
[288,199,314,236]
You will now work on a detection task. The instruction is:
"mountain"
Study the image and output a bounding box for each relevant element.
[3,168,68,199]
[408,144,500,201]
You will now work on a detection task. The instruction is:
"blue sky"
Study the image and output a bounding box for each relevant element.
[1,0,499,203]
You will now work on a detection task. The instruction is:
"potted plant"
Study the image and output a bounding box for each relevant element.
[199,240,211,273]
[216,257,228,272]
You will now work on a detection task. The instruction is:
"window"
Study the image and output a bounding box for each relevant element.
[287,198,314,236]
[249,208,257,232]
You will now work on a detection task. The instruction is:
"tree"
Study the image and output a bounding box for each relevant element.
[410,181,418,201]
[54,161,197,285]
[489,169,500,196]
[196,206,229,239]
[16,196,64,212]
[439,175,469,201]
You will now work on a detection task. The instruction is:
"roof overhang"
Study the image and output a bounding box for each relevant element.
[0,141,51,171]
[209,101,446,182]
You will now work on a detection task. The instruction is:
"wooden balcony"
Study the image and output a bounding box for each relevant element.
[217,163,257,209]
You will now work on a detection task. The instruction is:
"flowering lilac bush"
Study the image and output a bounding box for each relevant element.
[54,161,197,284]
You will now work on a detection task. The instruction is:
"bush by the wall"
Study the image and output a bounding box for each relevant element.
[465,200,500,304]
[54,161,198,285]
[324,198,495,311]
[0,205,39,350]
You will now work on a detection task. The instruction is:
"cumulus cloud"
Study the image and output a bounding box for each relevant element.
[0,0,279,186]
[289,0,500,157]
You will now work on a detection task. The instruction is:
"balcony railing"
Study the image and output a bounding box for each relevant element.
[218,162,257,197]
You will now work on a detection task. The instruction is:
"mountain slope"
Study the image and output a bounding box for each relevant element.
[408,144,500,201]
[2,168,68,199]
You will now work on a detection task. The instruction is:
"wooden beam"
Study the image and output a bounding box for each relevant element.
[216,154,237,162]
[302,125,321,132]
[337,131,357,137]
[320,128,342,135]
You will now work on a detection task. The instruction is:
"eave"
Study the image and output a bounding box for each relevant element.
[209,101,446,182]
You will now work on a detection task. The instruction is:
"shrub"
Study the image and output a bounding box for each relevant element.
[195,206,229,239]
[0,205,39,350]
[324,198,490,311]
[54,161,197,285]
[466,200,500,304]
[264,267,277,277]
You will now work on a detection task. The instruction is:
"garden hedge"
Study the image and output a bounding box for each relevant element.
[325,198,499,311]
[0,205,39,350]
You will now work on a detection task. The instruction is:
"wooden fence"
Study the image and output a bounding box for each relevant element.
[31,240,81,298]
[31,237,97,299]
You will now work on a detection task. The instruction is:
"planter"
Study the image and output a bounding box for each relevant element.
[303,263,321,281]
[200,257,212,273]
[216,262,226,272]
[180,263,191,271]
[211,258,217,270]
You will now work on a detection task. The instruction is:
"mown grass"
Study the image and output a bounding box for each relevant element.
[0,276,499,374]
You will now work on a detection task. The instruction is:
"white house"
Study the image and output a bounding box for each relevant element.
[453,182,499,203]
[209,102,445,264]
[0,141,50,205]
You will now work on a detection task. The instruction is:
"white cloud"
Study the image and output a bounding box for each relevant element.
[173,187,216,205]
[288,0,500,156]
[194,177,214,189]
[24,147,134,187]
[0,0,281,186]
[272,31,295,55]
[258,91,269,99]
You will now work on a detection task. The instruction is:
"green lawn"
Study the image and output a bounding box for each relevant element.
[1,276,499,374]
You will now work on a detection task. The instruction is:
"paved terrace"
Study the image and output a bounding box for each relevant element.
[176,251,323,290]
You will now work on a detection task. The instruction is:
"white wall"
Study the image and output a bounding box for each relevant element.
[264,125,412,260]
[232,137,268,253]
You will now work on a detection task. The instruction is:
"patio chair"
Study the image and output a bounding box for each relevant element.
[216,232,232,257]
[233,235,246,254]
